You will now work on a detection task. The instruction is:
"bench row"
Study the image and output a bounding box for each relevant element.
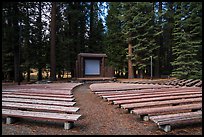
[2,83,82,130]
[90,83,202,132]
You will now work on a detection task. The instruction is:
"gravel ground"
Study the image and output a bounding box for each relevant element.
[2,83,202,135]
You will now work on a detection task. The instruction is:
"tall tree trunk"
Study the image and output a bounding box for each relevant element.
[50,2,56,81]
[167,2,174,74]
[13,3,20,84]
[128,40,134,79]
[25,3,30,82]
[37,2,43,81]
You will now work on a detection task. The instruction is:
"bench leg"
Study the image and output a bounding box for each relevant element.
[140,115,149,121]
[6,117,16,124]
[158,125,171,132]
[64,122,74,130]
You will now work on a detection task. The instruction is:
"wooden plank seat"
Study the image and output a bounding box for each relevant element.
[130,103,202,121]
[2,94,75,101]
[170,79,185,86]
[90,85,172,92]
[186,80,201,87]
[106,91,201,102]
[2,102,79,113]
[194,81,202,87]
[167,79,180,85]
[178,79,194,86]
[101,88,201,99]
[121,97,202,110]
[149,111,202,132]
[2,89,73,95]
[113,93,202,105]
[96,87,201,96]
[102,89,201,100]
[2,92,74,98]
[2,97,76,106]
[164,79,179,85]
[2,108,81,130]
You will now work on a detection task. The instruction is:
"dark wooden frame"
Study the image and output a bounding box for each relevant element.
[75,53,114,78]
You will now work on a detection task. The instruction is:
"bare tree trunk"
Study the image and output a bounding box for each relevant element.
[37,2,43,81]
[128,42,134,79]
[50,2,56,81]
[13,3,20,84]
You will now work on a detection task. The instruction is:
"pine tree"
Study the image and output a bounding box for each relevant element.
[119,2,158,78]
[171,2,202,79]
[105,2,127,77]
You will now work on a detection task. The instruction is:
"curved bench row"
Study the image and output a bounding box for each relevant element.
[2,82,82,130]
[90,83,202,132]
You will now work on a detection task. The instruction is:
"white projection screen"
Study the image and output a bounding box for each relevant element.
[85,59,100,75]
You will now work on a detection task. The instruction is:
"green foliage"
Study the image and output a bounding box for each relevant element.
[105,2,127,71]
[171,2,202,79]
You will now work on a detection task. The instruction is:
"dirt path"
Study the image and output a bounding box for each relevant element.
[72,83,160,135]
[2,83,202,135]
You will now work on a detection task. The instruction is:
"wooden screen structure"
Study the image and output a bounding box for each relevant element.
[75,53,114,78]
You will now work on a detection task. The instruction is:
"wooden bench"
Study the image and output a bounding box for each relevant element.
[2,92,74,98]
[164,79,178,85]
[149,111,202,132]
[121,97,202,110]
[96,87,201,96]
[194,81,202,87]
[2,101,79,113]
[178,79,194,86]
[186,80,201,87]
[106,91,201,102]
[2,89,73,95]
[101,88,201,99]
[2,97,76,106]
[90,84,172,92]
[130,103,202,121]
[2,108,81,130]
[2,94,75,102]
[170,79,185,86]
[113,93,202,105]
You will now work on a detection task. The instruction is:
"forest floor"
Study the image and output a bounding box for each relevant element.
[1,80,202,135]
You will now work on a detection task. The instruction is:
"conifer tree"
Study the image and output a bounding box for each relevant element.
[171,2,202,79]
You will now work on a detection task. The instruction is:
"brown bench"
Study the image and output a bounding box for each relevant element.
[163,79,178,85]
[178,79,194,86]
[194,81,202,87]
[2,92,74,98]
[2,94,75,102]
[2,89,72,95]
[2,108,81,130]
[96,87,201,96]
[91,85,172,92]
[186,80,201,87]
[2,97,76,106]
[149,111,202,132]
[121,97,202,110]
[130,103,202,121]
[106,91,201,102]
[2,101,79,113]
[101,88,201,99]
[113,93,202,105]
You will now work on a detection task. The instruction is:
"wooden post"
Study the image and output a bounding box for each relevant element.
[128,43,134,79]
[102,57,105,77]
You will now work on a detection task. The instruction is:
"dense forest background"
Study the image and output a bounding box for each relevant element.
[2,2,202,82]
